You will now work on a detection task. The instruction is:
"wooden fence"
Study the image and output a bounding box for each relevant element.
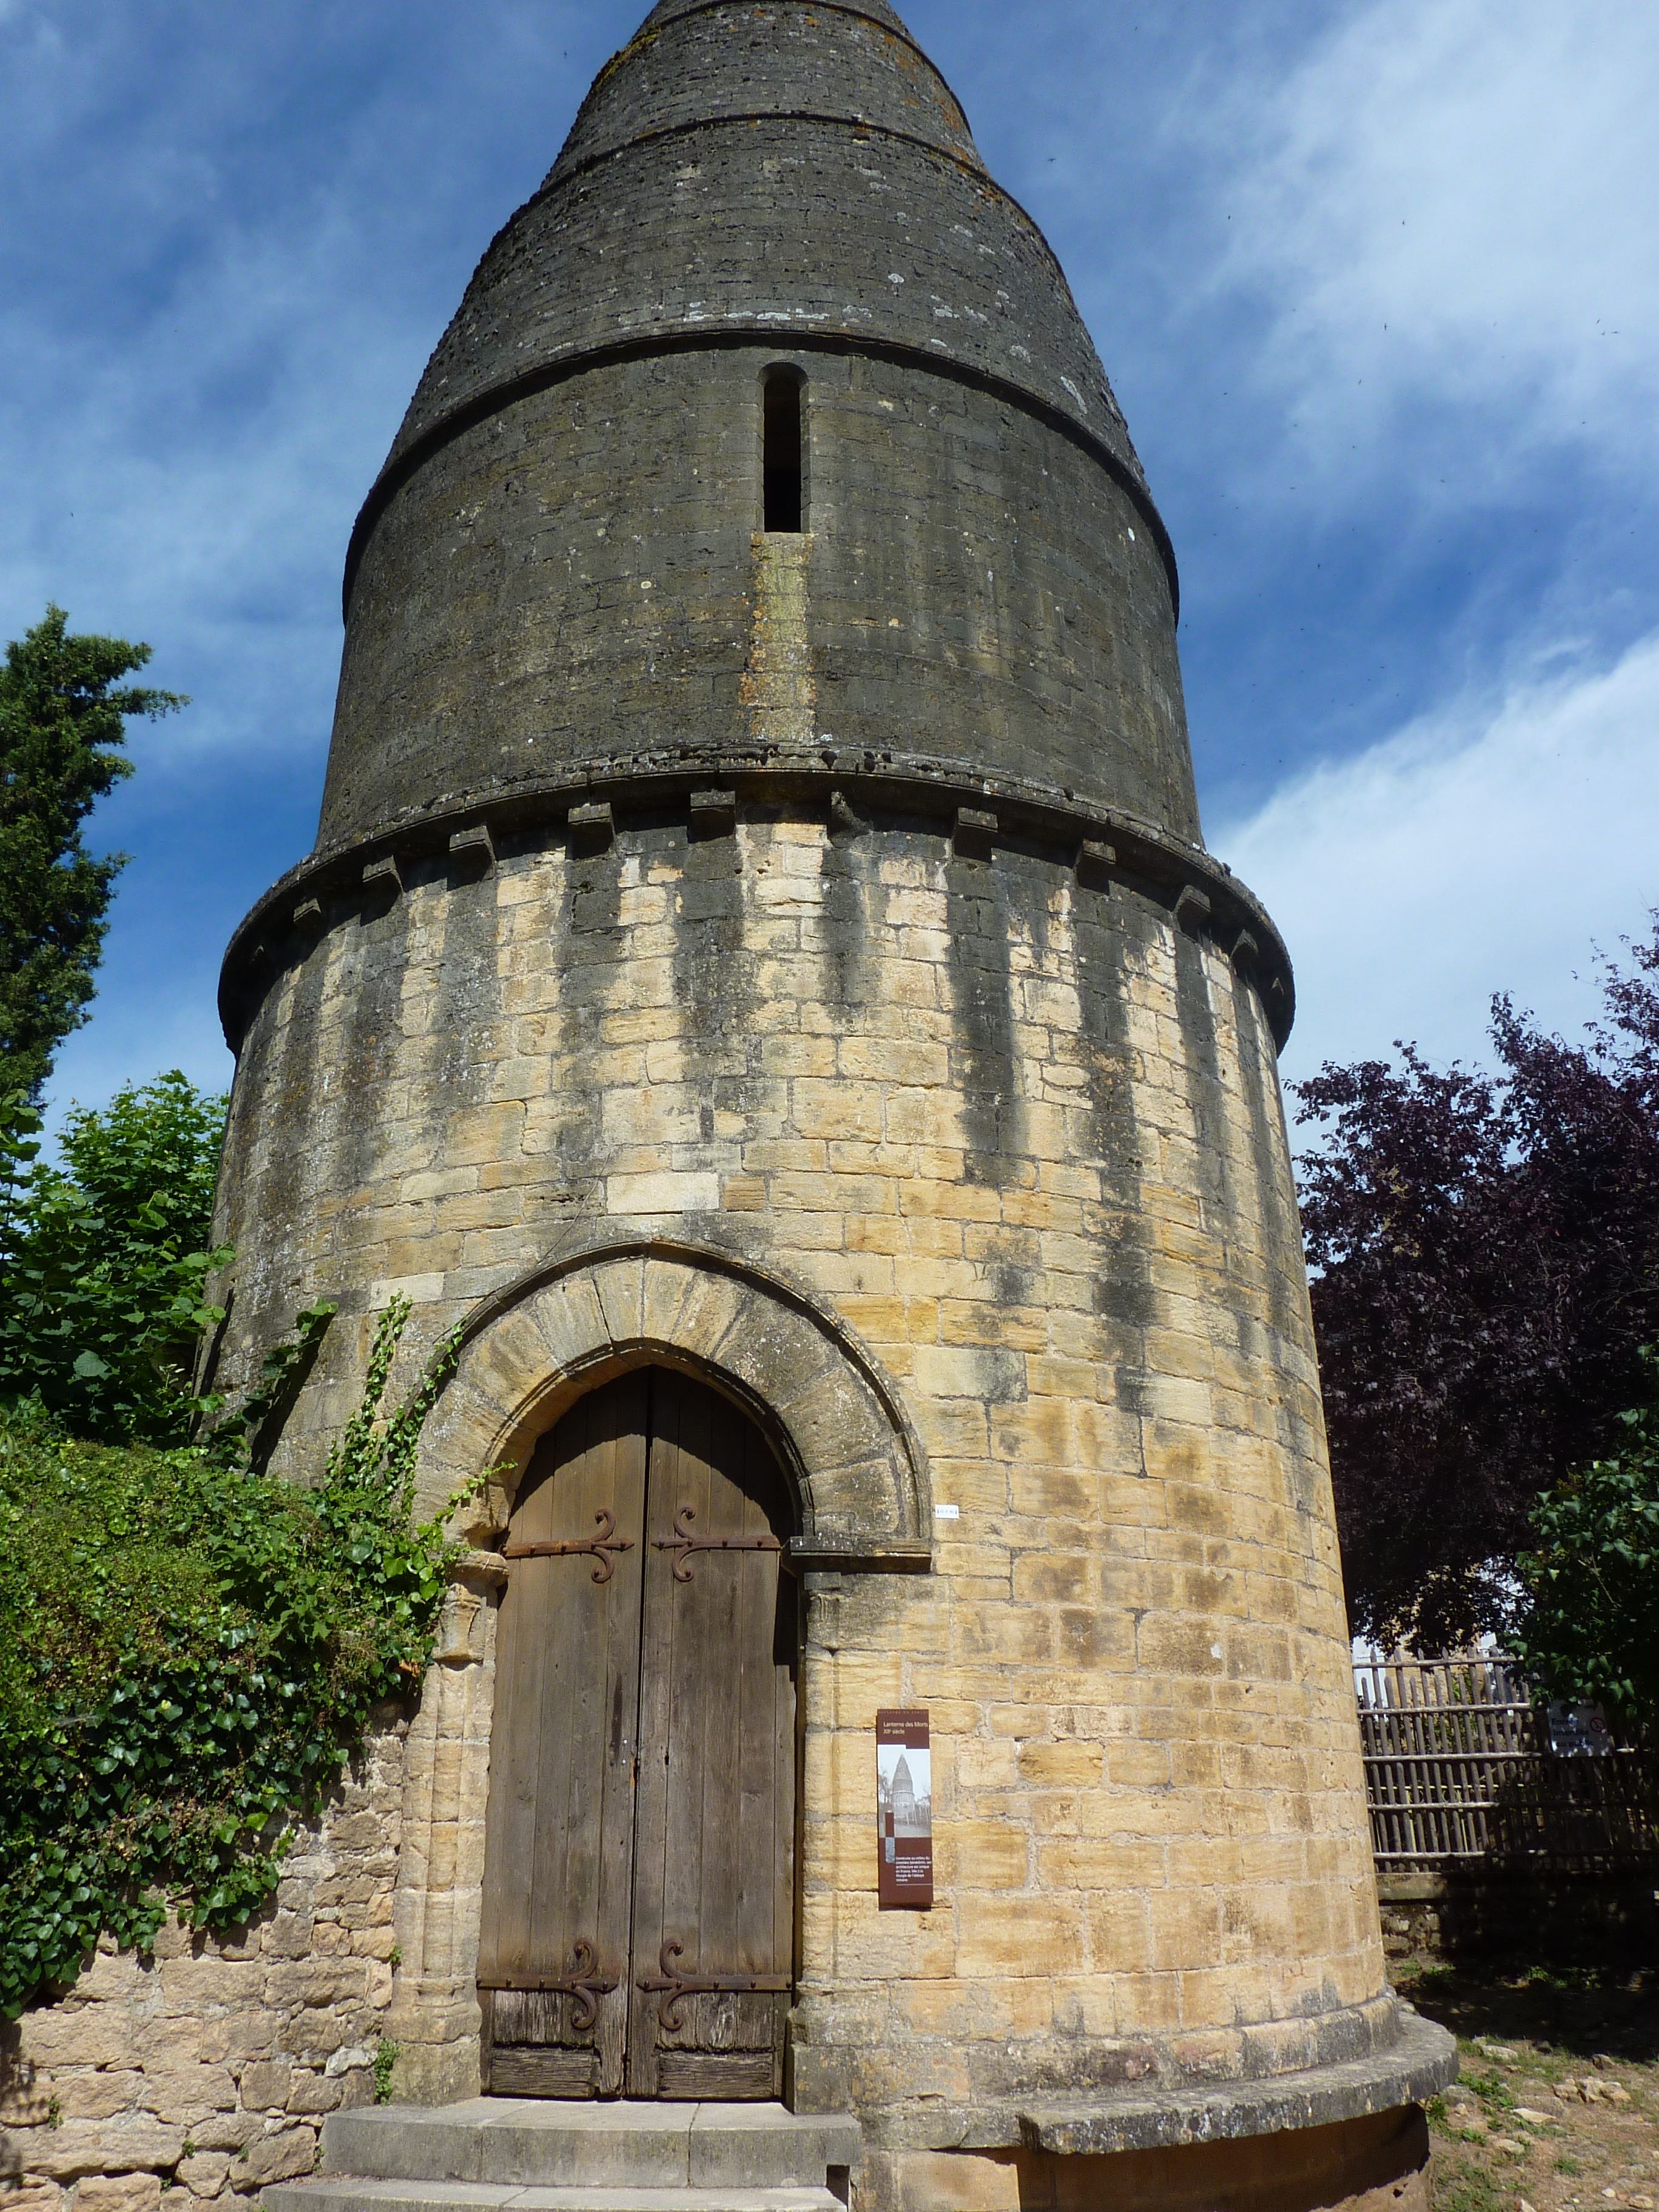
[1353,1653,1658,1871]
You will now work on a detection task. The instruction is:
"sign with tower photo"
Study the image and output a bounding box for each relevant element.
[876,1709,933,1908]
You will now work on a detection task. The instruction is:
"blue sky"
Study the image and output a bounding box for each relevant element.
[4,0,1657,1121]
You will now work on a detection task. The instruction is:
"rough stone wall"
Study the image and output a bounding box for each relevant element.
[0,1732,404,2212]
[324,350,1194,851]
[193,809,1387,2132]
[387,99,1140,489]
[1375,1869,1659,1971]
[550,2,983,182]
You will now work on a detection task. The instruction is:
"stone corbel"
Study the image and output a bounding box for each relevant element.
[1173,882,1212,935]
[1075,838,1116,892]
[362,853,402,900]
[568,800,614,855]
[447,823,495,875]
[953,805,997,859]
[430,1550,509,1667]
[690,787,738,839]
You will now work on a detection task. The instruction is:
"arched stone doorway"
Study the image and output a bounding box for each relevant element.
[478,1367,798,2101]
[379,1240,929,2105]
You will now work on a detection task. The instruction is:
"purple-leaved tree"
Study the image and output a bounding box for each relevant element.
[1293,922,1659,1648]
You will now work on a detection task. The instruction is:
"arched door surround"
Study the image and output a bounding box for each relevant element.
[380,1239,928,2105]
[416,1237,932,1564]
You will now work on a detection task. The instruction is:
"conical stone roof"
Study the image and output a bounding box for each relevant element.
[556,0,984,177]
[372,0,1148,520]
[315,0,1210,869]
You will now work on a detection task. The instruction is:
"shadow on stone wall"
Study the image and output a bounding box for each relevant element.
[1377,1868,1659,1974]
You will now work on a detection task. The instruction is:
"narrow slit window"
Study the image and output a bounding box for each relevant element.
[763,372,804,532]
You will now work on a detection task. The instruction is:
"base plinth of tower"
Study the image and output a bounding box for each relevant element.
[856,2011,1453,2212]
[864,2106,1429,2212]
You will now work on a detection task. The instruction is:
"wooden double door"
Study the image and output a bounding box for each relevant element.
[478,1369,797,2100]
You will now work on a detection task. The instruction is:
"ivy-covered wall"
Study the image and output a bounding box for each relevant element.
[0,1729,404,2212]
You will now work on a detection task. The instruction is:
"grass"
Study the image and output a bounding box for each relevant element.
[1402,1958,1659,2211]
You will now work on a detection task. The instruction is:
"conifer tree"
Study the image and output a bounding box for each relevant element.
[0,605,187,1101]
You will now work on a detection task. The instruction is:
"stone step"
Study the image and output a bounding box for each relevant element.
[265,2184,843,2212]
[306,2102,860,2197]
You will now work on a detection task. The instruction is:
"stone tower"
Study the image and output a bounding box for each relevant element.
[210,2,1455,2205]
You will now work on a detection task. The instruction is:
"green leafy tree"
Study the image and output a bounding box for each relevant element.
[0,1296,466,2018]
[0,605,187,1102]
[1512,1355,1659,1738]
[0,1073,229,1443]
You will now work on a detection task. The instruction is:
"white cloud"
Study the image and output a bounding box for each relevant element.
[0,200,433,768]
[1216,629,1659,1087]
[1216,0,1659,488]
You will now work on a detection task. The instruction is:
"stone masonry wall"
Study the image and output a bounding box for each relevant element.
[1,1731,405,2212]
[326,346,1192,851]
[1375,1869,1659,1972]
[387,93,1141,492]
[195,806,1390,2137]
[550,2,983,183]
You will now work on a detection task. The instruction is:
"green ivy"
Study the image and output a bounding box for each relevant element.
[0,1296,465,2018]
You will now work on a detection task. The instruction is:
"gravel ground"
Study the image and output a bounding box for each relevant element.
[1401,1961,1658,2211]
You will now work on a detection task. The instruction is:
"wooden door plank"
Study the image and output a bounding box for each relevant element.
[523,1396,594,1982]
[735,1410,779,1975]
[626,1372,681,2096]
[592,1375,649,2096]
[479,1433,558,1990]
[478,1375,648,2099]
[743,1410,796,2093]
[699,1386,745,1979]
[628,1371,796,2098]
[771,1566,799,2096]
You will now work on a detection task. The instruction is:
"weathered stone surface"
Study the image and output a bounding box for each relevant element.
[15,2120,184,2180]
[239,2126,319,2188]
[325,347,1191,857]
[203,755,1384,2139]
[859,2103,1430,2212]
[177,2154,234,2199]
[1016,2013,1455,2156]
[236,2061,293,2113]
[135,2068,237,2122]
[19,2009,136,2071]
[0,2184,63,2212]
[19,1,1409,2202]
[285,2071,344,2117]
[318,2101,861,2193]
[7,1745,403,2207]
[24,2080,146,2130]
[73,2174,163,2212]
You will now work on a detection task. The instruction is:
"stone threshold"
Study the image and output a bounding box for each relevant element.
[1017,2009,1457,2157]
[267,2184,842,2212]
[309,2101,861,2194]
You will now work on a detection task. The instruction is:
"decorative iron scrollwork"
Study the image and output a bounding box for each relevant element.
[636,1939,791,2032]
[652,1504,783,1584]
[504,1507,634,1584]
[480,1940,618,2032]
